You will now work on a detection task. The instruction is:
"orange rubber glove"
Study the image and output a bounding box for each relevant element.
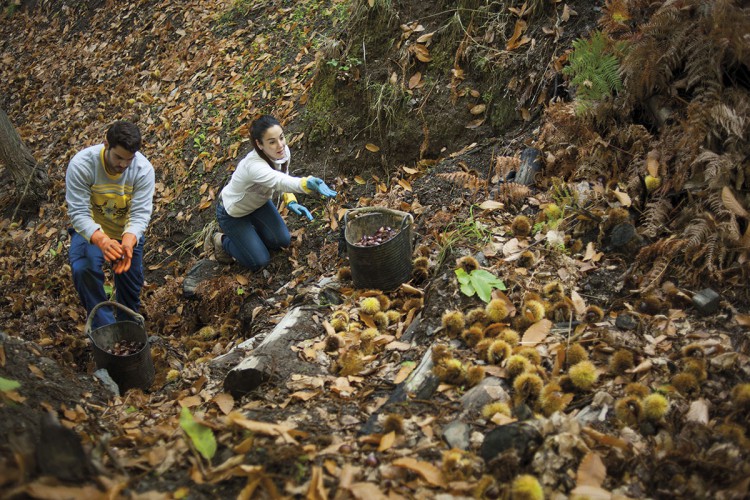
[113,233,137,274]
[90,230,123,262]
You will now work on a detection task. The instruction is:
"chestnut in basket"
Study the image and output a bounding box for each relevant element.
[355,226,399,247]
[107,340,145,356]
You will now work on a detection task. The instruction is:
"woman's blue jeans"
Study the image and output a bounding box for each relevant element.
[68,228,145,330]
[216,199,291,271]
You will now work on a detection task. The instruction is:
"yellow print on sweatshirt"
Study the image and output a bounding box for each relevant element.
[91,185,132,239]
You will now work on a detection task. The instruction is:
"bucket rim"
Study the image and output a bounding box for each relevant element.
[88,321,150,358]
[344,207,413,246]
[84,301,145,337]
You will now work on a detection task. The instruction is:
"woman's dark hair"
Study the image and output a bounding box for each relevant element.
[106,121,142,153]
[251,115,284,168]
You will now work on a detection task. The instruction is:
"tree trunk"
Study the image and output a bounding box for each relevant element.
[0,108,49,209]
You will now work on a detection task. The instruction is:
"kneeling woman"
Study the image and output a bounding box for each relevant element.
[209,115,337,270]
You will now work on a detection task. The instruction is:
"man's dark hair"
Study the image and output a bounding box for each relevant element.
[106,121,142,153]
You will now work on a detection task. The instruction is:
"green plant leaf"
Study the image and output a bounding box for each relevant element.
[180,406,217,460]
[471,269,506,290]
[471,275,493,302]
[455,268,471,285]
[0,377,20,392]
[460,281,476,297]
[455,268,477,296]
[456,266,506,302]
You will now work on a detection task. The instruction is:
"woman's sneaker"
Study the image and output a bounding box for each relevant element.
[212,233,233,263]
[203,228,232,264]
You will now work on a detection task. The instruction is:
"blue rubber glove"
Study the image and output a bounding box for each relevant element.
[287,201,313,221]
[307,177,337,198]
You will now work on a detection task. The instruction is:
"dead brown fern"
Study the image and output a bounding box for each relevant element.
[437,171,487,193]
[640,198,674,239]
[683,214,716,252]
[599,0,632,35]
[492,182,531,206]
[492,155,520,184]
[633,237,686,292]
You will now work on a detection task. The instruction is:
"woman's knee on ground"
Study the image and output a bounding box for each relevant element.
[268,231,291,250]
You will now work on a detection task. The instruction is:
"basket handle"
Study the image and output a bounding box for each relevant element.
[399,213,413,231]
[85,301,145,336]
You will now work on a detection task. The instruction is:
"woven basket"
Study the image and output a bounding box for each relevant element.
[344,207,413,291]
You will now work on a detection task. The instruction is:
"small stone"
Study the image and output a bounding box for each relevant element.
[515,147,543,186]
[615,312,639,330]
[692,288,720,316]
[94,369,120,397]
[479,421,542,463]
[443,421,471,450]
[183,259,223,298]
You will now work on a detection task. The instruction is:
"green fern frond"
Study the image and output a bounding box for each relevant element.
[563,31,624,114]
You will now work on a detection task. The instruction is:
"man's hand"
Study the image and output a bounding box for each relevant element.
[113,233,137,274]
[287,201,313,221]
[90,230,123,262]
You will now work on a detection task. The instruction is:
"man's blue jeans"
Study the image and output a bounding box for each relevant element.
[68,228,145,329]
[216,200,291,271]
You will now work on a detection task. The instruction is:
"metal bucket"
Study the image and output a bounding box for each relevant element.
[86,301,155,392]
[344,207,413,291]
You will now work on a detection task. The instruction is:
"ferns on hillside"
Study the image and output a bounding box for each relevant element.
[562,31,624,114]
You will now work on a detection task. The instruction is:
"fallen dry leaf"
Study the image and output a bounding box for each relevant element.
[521,319,552,346]
[570,290,587,317]
[582,427,629,450]
[212,393,234,415]
[378,431,396,452]
[470,104,486,115]
[307,466,327,500]
[392,457,447,488]
[28,364,44,379]
[408,72,422,89]
[568,484,611,500]
[393,363,415,384]
[478,200,504,210]
[612,188,632,207]
[506,19,529,50]
[227,412,298,444]
[583,242,603,262]
[628,359,653,374]
[416,32,434,43]
[347,482,388,500]
[685,399,709,424]
[413,44,432,62]
[179,395,202,408]
[290,390,319,401]
[646,150,660,177]
[397,179,412,191]
[722,186,749,218]
[735,313,750,327]
[577,452,606,488]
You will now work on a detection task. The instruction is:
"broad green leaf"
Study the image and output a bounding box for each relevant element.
[471,274,493,302]
[454,268,471,285]
[0,377,20,392]
[180,406,217,460]
[460,281,476,297]
[456,268,505,301]
[471,269,506,290]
